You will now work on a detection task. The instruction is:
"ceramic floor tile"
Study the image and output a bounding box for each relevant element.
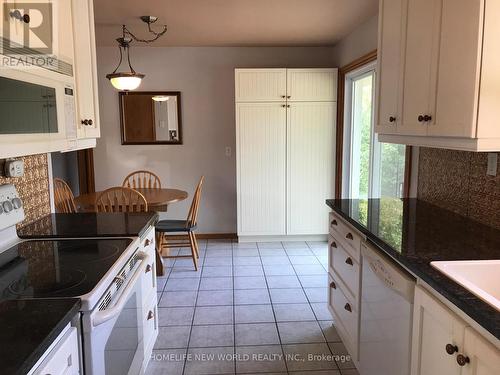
[260,256,291,265]
[193,306,233,325]
[288,256,321,265]
[202,266,233,278]
[168,267,203,279]
[265,275,302,289]
[298,275,328,288]
[155,326,191,349]
[199,277,233,290]
[158,307,195,326]
[263,264,297,276]
[233,249,260,257]
[304,288,328,303]
[277,321,325,344]
[159,291,198,307]
[164,278,200,291]
[259,249,287,257]
[293,265,327,276]
[233,242,258,249]
[205,249,233,257]
[289,371,340,375]
[233,256,261,266]
[235,304,275,323]
[146,349,187,375]
[157,277,167,292]
[234,276,267,289]
[307,241,328,249]
[282,241,308,249]
[174,258,198,268]
[196,290,233,306]
[203,257,233,266]
[233,265,265,277]
[285,248,314,256]
[328,342,356,370]
[236,345,286,374]
[234,289,271,305]
[273,303,316,322]
[283,343,337,371]
[310,303,333,321]
[184,347,235,375]
[234,323,280,346]
[269,288,308,304]
[189,324,234,348]
[257,242,284,249]
[318,321,341,342]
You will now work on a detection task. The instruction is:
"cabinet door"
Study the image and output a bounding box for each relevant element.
[286,69,337,102]
[400,0,441,136]
[430,0,482,138]
[235,69,287,102]
[71,0,100,139]
[411,286,464,375]
[462,327,500,375]
[237,102,287,235]
[287,102,335,234]
[375,0,406,134]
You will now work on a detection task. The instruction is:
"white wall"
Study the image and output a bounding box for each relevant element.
[94,47,336,233]
[331,14,378,67]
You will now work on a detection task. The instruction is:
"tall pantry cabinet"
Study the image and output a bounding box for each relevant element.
[235,68,337,240]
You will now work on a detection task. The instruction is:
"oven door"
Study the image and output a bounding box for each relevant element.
[83,251,150,375]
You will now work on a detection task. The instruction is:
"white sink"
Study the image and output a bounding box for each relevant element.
[430,260,500,311]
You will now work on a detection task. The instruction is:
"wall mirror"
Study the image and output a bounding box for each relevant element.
[119,91,182,144]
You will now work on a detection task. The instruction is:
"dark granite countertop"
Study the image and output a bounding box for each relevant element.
[0,298,81,375]
[18,212,158,239]
[326,198,500,340]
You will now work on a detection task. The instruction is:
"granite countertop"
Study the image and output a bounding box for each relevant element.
[0,298,81,375]
[326,198,500,340]
[18,212,158,239]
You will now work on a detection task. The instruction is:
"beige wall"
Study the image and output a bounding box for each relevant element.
[331,14,378,67]
[94,47,336,233]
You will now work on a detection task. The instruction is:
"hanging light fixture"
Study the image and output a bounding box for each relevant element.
[152,95,169,102]
[106,16,167,91]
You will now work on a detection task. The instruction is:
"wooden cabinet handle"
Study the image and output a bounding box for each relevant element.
[281,95,286,98]
[331,219,338,226]
[145,264,152,273]
[147,310,155,320]
[345,233,354,240]
[445,344,458,355]
[81,119,89,125]
[389,116,396,123]
[344,303,352,312]
[345,257,353,266]
[287,95,291,99]
[329,281,336,289]
[418,115,425,122]
[423,114,432,122]
[330,241,337,249]
[145,239,151,246]
[88,119,93,125]
[456,354,470,366]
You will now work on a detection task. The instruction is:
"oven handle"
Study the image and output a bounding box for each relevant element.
[91,251,150,327]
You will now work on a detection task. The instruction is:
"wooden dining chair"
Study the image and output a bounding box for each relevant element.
[95,187,148,213]
[122,170,162,189]
[53,178,77,213]
[156,177,204,270]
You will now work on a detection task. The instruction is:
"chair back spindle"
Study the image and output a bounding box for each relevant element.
[53,178,77,213]
[186,176,204,226]
[122,170,161,189]
[95,187,148,213]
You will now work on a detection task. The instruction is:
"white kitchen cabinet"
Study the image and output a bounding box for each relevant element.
[237,102,287,235]
[236,68,336,240]
[376,0,500,151]
[411,286,500,375]
[287,102,335,235]
[71,0,100,139]
[235,69,287,102]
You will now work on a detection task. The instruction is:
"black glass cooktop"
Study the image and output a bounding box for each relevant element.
[0,238,132,300]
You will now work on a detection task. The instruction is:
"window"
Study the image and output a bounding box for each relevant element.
[342,61,407,199]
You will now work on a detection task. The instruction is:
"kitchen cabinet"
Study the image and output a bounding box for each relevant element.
[376,0,500,151]
[411,286,500,375]
[236,68,336,239]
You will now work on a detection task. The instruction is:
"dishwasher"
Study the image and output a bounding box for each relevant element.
[359,243,416,375]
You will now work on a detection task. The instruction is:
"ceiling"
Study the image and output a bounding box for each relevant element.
[94,0,378,47]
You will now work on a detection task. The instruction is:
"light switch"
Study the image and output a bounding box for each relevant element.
[487,153,498,176]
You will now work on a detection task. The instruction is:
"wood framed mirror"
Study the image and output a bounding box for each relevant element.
[119,91,183,145]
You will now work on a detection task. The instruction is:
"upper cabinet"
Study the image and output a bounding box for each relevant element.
[376,0,500,151]
[286,69,337,102]
[235,69,287,102]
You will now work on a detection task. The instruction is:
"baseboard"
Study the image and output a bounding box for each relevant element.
[165,233,237,240]
[237,234,328,243]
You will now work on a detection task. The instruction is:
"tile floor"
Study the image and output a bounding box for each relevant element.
[146,240,359,375]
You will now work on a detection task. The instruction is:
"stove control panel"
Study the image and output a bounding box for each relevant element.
[0,184,25,231]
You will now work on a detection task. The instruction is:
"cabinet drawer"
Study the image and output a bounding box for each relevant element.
[329,236,360,300]
[34,326,79,375]
[143,292,158,349]
[329,212,361,261]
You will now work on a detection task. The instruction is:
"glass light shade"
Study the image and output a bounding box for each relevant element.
[152,95,169,102]
[108,74,143,91]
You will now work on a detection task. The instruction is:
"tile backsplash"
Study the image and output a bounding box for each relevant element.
[418,147,500,229]
[0,154,51,227]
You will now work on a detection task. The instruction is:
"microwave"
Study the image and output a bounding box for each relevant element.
[0,64,77,158]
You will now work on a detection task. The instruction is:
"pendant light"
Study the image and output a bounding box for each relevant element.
[106,17,167,91]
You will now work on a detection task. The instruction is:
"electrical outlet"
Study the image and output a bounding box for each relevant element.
[225,147,232,157]
[4,159,24,177]
[487,153,497,176]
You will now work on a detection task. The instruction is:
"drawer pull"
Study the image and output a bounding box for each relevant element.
[345,232,354,240]
[147,310,155,320]
[345,257,353,266]
[145,264,152,273]
[445,344,458,355]
[329,281,336,289]
[456,354,470,366]
[145,239,151,246]
[344,303,352,312]
[331,219,338,226]
[331,241,337,249]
